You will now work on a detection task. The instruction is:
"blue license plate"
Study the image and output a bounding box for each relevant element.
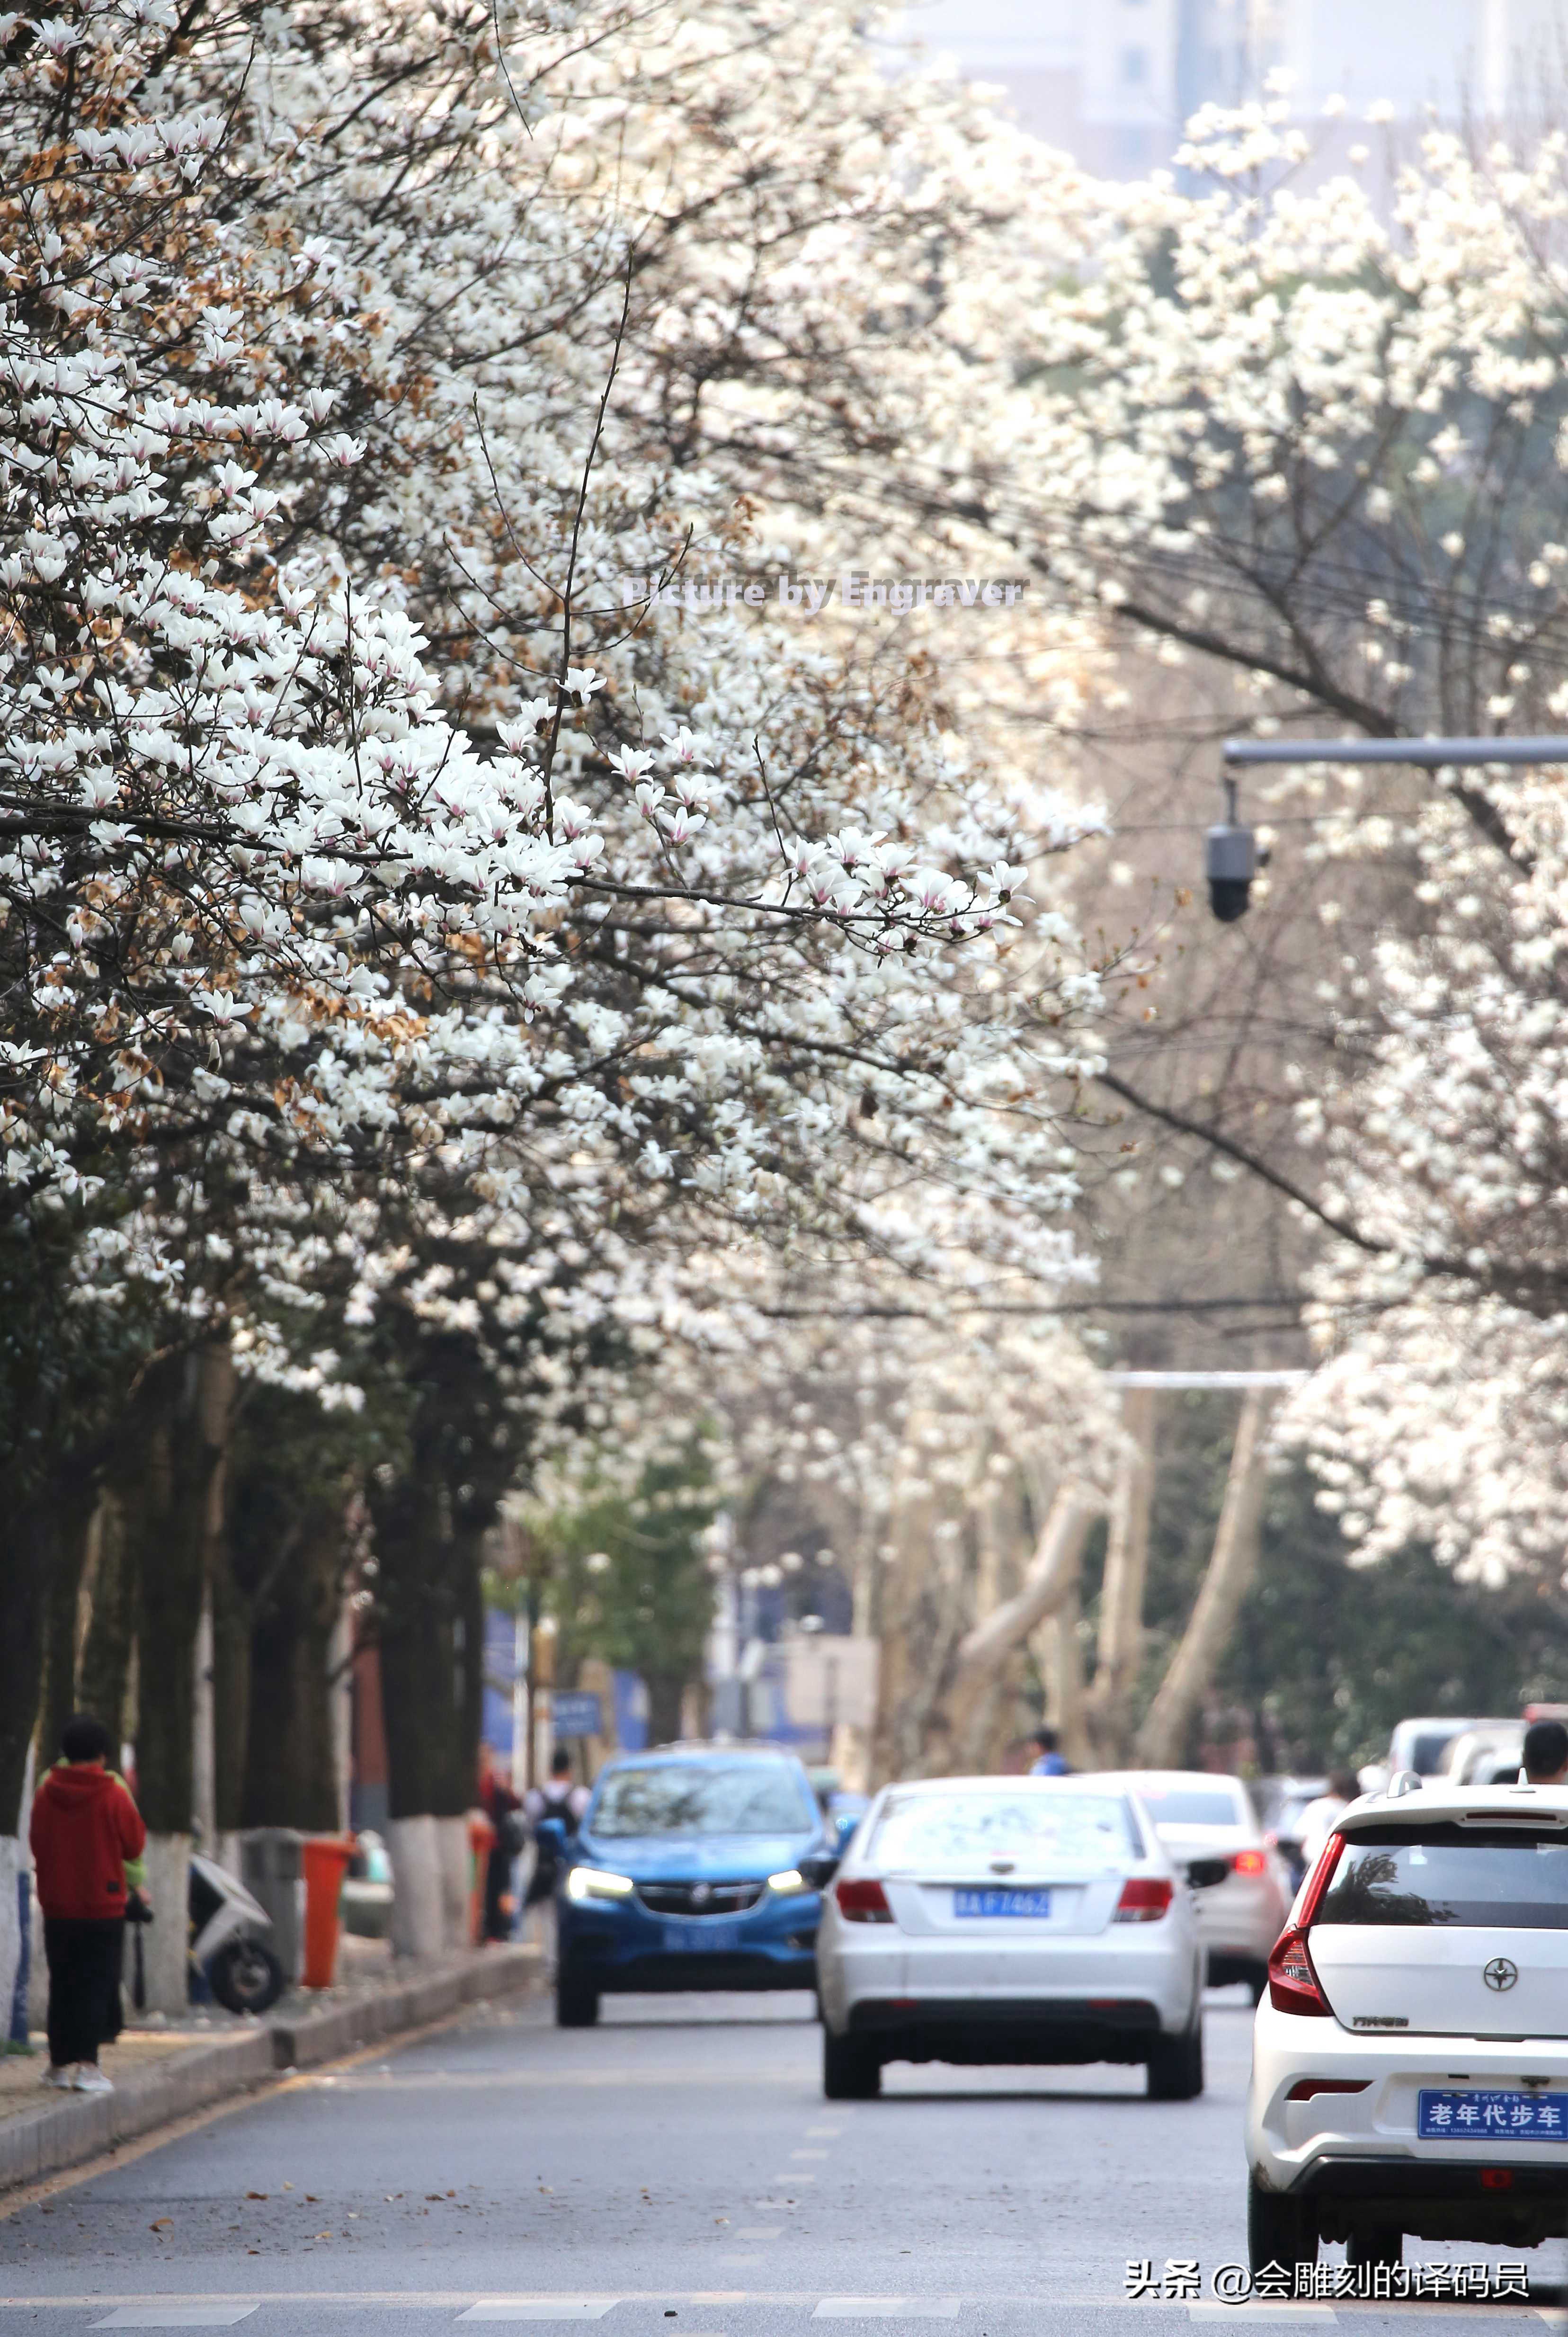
[1418,2088,1568,2141]
[662,1921,739,1952]
[953,1888,1052,1919]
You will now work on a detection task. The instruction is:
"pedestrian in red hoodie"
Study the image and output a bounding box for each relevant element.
[29,1713,147,2094]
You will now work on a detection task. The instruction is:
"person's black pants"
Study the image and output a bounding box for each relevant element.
[43,1917,124,2067]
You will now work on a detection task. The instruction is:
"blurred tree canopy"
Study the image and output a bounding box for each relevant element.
[522,1445,719,1747]
[1082,1394,1568,1773]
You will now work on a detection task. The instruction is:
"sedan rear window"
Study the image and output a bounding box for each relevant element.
[1317,1824,1568,1929]
[590,1764,812,1837]
[867,1792,1139,1871]
[1135,1786,1245,1828]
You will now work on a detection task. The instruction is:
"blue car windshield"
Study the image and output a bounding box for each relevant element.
[591,1764,811,1838]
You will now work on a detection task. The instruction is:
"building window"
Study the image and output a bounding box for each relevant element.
[1121,44,1149,84]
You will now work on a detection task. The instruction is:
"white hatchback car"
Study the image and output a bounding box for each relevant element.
[1104,1770,1292,2000]
[816,1774,1207,2101]
[1247,1781,1568,2271]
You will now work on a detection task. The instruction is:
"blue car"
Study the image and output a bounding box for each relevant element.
[548,1745,844,2026]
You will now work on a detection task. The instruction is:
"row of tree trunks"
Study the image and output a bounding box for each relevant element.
[870,1388,1280,1782]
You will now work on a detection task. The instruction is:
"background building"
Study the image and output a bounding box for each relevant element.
[898,0,1568,176]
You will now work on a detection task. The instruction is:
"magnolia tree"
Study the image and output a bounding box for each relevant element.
[614,62,1568,1595]
[0,0,1135,1992]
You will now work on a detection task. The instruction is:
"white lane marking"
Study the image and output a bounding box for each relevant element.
[812,2304,961,2320]
[456,2307,622,2323]
[790,2150,829,2160]
[734,2229,782,2239]
[805,2127,840,2138]
[92,2316,259,2330]
[772,2172,816,2183]
[1188,2310,1336,2325]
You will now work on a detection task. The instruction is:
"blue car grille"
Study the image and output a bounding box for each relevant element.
[633,1881,767,1917]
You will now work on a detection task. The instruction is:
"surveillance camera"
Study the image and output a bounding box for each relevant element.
[1204,816,1257,923]
[1207,877,1253,923]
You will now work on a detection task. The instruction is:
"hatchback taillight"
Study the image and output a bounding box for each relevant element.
[835,1876,893,1924]
[1268,1926,1330,2016]
[1114,1876,1173,1923]
[1266,1832,1344,2017]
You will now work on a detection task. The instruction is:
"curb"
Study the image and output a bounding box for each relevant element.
[0,1943,540,2196]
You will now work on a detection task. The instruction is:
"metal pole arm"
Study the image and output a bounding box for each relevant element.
[1223,735,1568,768]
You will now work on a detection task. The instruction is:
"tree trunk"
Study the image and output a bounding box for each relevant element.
[1084,1389,1158,1764]
[78,1488,136,1753]
[1135,1391,1279,1768]
[241,1504,344,1833]
[1,1502,53,1832]
[131,1341,235,1834]
[646,1669,686,1748]
[38,1484,100,1767]
[372,1463,455,1821]
[1034,1566,1090,1768]
[210,1530,251,1837]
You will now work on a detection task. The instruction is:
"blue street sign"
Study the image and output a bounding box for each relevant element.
[552,1690,604,1739]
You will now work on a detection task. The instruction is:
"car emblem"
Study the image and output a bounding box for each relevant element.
[1484,1957,1519,1992]
[691,1882,711,1907]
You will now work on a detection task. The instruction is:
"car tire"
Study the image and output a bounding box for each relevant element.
[1247,2173,1317,2275]
[1147,2016,1204,2101]
[555,1974,600,2027]
[1346,2227,1401,2269]
[822,2027,881,2100]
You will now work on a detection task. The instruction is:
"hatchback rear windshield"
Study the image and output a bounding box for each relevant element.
[1317,1824,1568,1929]
[590,1764,812,1838]
[867,1792,1140,1871]
[1134,1786,1245,1829]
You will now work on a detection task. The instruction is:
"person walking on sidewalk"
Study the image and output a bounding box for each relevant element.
[28,1714,147,2095]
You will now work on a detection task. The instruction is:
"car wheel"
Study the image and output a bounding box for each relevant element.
[555,1974,600,2027]
[208,1937,285,2016]
[1147,2017,1204,2101]
[822,2026,881,2100]
[1247,2173,1317,2275]
[1346,2227,1401,2269]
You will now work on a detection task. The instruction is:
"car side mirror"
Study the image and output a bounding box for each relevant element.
[535,1817,568,1853]
[1186,1857,1229,1890]
[798,1852,840,1890]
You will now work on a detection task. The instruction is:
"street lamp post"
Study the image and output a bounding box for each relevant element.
[1207,735,1568,920]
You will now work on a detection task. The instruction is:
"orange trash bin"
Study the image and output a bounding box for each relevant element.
[467,1811,497,1946]
[301,1834,356,1989]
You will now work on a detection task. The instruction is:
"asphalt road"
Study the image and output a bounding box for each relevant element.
[1,1989,1562,2335]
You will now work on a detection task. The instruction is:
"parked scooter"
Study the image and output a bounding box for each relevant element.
[127,1855,286,2015]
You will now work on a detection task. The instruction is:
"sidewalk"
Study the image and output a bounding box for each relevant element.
[0,1938,541,2194]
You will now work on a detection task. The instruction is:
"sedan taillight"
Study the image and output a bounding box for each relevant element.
[1114,1876,1173,1923]
[1232,1848,1268,1876]
[835,1876,893,1924]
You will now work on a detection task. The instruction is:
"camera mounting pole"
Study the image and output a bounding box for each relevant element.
[1207,734,1568,919]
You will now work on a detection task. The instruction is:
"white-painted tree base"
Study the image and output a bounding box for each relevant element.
[0,1836,20,2045]
[434,1814,472,1952]
[139,1833,193,2016]
[387,1814,443,1959]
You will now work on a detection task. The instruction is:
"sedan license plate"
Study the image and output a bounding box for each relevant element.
[953,1888,1052,1919]
[662,1921,739,1952]
[1418,2088,1568,2141]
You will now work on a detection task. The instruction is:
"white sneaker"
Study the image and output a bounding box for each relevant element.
[71,2065,113,2094]
[41,2064,75,2089]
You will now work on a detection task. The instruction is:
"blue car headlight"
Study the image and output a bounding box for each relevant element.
[766,1869,810,1896]
[565,1865,636,1904]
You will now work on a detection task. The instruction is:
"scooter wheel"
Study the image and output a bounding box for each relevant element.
[208,1937,286,2015]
